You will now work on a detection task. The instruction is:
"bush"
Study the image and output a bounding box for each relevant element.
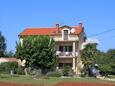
[62,65,70,76]
[46,71,62,77]
[16,66,25,75]
[28,68,42,76]
[99,64,112,76]
[0,62,18,74]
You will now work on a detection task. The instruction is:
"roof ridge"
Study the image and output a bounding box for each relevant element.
[26,27,57,29]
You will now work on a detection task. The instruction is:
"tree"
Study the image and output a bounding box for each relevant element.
[81,44,98,76]
[106,49,115,63]
[0,31,6,57]
[4,51,14,57]
[95,49,115,75]
[15,36,56,74]
[106,49,115,74]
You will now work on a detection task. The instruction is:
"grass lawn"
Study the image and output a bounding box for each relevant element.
[0,74,115,85]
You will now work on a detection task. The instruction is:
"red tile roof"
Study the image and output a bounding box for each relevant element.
[19,26,83,36]
[0,58,17,62]
[20,28,57,36]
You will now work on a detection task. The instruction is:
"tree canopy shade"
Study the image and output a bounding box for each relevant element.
[15,36,56,73]
[0,31,6,57]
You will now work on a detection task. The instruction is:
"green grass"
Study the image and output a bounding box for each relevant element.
[108,75,115,78]
[0,74,115,85]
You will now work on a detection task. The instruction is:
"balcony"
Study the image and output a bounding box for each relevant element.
[52,35,79,42]
[56,51,78,58]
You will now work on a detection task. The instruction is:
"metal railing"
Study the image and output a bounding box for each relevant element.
[56,51,78,57]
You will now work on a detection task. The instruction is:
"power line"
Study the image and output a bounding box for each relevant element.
[88,28,115,37]
[98,35,115,41]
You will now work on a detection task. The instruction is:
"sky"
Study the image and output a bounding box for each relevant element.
[0,0,115,52]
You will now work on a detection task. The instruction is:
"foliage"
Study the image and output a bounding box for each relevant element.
[16,66,25,75]
[62,65,70,76]
[15,36,56,74]
[96,49,115,75]
[0,62,18,74]
[0,31,6,57]
[111,63,115,73]
[4,51,14,57]
[99,64,112,76]
[46,71,62,77]
[28,68,42,77]
[81,44,98,76]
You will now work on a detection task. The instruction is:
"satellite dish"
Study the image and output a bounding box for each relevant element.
[71,28,75,33]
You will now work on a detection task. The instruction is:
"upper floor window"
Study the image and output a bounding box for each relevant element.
[63,30,68,40]
[59,46,72,52]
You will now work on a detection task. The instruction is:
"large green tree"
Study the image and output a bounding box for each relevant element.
[81,43,98,76]
[0,31,6,57]
[96,49,115,75]
[95,51,111,75]
[15,36,56,73]
[107,49,115,74]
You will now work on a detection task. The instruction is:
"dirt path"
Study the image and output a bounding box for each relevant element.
[0,81,115,86]
[54,82,115,86]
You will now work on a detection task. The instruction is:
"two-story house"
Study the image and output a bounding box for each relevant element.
[19,23,86,75]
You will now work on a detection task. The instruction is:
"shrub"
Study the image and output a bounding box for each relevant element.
[62,65,70,76]
[28,68,42,76]
[0,62,18,74]
[16,66,25,75]
[99,64,112,76]
[46,71,62,77]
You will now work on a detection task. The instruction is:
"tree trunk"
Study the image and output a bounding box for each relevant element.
[24,68,28,76]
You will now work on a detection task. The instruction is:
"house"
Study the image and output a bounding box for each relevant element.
[0,57,17,64]
[19,23,87,75]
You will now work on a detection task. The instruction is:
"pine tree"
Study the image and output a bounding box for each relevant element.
[0,31,6,57]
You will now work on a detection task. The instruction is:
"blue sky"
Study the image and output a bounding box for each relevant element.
[0,0,115,52]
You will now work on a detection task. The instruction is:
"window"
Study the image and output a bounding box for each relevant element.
[59,46,72,52]
[59,46,63,52]
[68,46,72,52]
[64,30,68,40]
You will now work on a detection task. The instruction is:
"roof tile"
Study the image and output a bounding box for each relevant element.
[19,26,83,36]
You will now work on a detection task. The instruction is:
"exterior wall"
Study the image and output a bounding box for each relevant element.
[57,58,73,63]
[75,31,85,75]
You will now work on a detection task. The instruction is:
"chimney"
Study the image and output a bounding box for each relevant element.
[56,23,60,33]
[79,22,83,27]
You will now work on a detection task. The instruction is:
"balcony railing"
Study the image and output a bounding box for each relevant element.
[52,35,79,41]
[56,51,78,57]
